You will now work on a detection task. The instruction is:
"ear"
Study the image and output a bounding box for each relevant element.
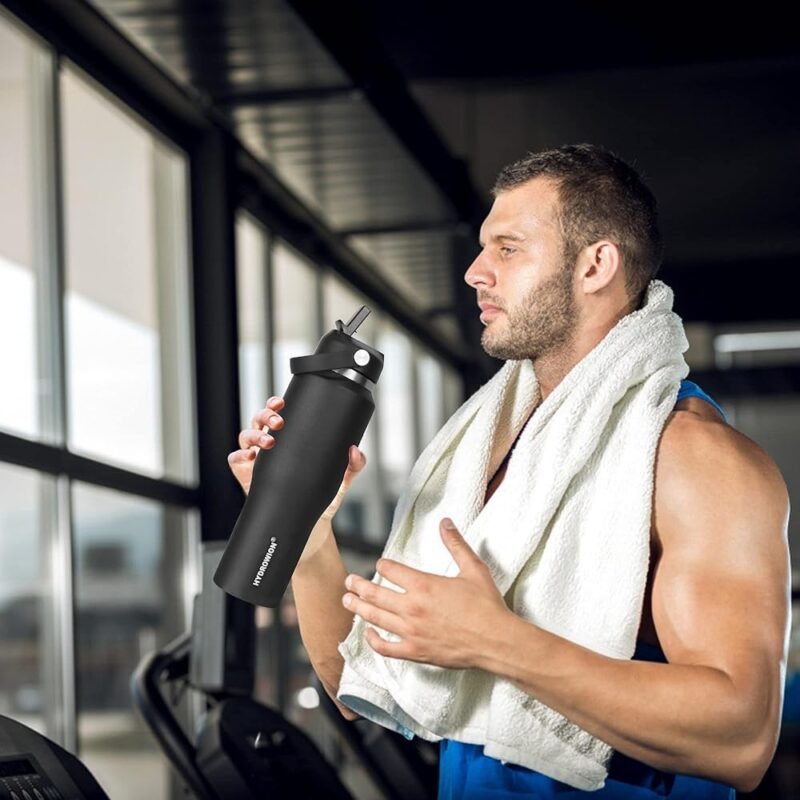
[577,240,622,295]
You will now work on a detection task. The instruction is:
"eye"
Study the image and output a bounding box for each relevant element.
[500,245,516,257]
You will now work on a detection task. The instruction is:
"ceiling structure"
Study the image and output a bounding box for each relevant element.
[289,1,800,318]
[80,0,800,389]
[81,0,483,364]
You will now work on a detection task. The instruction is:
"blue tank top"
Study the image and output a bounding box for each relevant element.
[438,380,733,799]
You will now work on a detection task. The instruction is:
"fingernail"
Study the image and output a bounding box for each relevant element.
[269,415,280,426]
[442,517,456,529]
[342,594,352,608]
[345,575,352,589]
[259,434,272,445]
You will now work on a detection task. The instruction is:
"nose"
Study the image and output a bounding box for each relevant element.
[464,249,494,289]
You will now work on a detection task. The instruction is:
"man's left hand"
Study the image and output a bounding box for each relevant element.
[342,518,511,669]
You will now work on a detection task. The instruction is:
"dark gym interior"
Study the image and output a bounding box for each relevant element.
[0,1,797,797]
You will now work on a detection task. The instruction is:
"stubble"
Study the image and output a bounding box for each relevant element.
[481,265,577,362]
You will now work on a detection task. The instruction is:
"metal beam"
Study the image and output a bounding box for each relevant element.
[285,0,488,230]
[338,219,465,237]
[0,431,199,508]
[214,84,360,107]
[173,0,229,98]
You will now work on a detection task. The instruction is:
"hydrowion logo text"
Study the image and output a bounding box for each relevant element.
[253,537,278,586]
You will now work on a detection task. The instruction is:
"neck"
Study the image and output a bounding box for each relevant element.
[534,298,635,402]
[531,344,577,402]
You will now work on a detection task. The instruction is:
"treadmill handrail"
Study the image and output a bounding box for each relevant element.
[316,681,437,799]
[131,632,217,800]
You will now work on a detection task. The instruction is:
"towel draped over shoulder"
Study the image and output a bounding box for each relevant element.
[337,280,690,791]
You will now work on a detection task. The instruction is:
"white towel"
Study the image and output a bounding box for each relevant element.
[337,280,690,791]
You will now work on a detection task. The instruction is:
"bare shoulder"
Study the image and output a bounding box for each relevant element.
[657,405,787,497]
[652,405,790,553]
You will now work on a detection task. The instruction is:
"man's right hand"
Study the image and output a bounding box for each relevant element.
[227,396,368,558]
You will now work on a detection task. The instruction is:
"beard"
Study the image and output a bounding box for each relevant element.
[481,264,577,362]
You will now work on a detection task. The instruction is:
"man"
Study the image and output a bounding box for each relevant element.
[229,145,790,797]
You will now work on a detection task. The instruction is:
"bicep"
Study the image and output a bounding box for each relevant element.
[650,422,791,706]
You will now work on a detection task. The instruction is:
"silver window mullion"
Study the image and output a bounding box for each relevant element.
[34,473,78,753]
[30,40,65,446]
[33,41,78,751]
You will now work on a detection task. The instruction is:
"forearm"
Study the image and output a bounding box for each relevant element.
[478,613,772,789]
[291,519,358,719]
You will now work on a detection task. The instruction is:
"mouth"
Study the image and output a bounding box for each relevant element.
[479,305,502,324]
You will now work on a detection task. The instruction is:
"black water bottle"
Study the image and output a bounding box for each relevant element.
[214,306,384,607]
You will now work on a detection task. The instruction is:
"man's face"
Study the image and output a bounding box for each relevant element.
[464,177,578,362]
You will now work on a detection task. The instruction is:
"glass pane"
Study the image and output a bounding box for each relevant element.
[272,241,319,395]
[322,270,375,337]
[236,212,270,428]
[0,464,53,735]
[375,318,416,520]
[72,483,196,800]
[416,349,446,449]
[442,363,464,420]
[62,65,194,482]
[0,17,56,441]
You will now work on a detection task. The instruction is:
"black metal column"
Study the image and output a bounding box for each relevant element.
[189,127,242,543]
[189,126,255,687]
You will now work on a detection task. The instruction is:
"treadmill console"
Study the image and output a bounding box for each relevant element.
[0,754,62,800]
[0,717,109,800]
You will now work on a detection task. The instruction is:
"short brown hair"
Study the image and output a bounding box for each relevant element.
[493,144,662,306]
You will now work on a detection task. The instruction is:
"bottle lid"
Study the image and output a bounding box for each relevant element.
[329,306,384,386]
[289,306,384,388]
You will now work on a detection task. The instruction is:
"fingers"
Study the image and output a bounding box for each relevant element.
[239,396,286,454]
[374,558,427,592]
[237,428,276,451]
[364,626,408,660]
[336,447,367,497]
[249,396,279,430]
[342,589,406,636]
[347,445,367,471]
[227,448,257,467]
[345,573,405,614]
[439,519,482,573]
[250,397,285,433]
[236,398,366,486]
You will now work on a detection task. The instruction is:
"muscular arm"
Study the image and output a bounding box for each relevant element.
[289,445,368,721]
[475,411,791,790]
[345,406,791,789]
[292,520,360,719]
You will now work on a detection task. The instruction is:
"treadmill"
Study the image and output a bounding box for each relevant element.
[131,543,438,799]
[130,543,353,799]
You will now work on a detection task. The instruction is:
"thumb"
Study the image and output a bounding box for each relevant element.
[440,518,479,572]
